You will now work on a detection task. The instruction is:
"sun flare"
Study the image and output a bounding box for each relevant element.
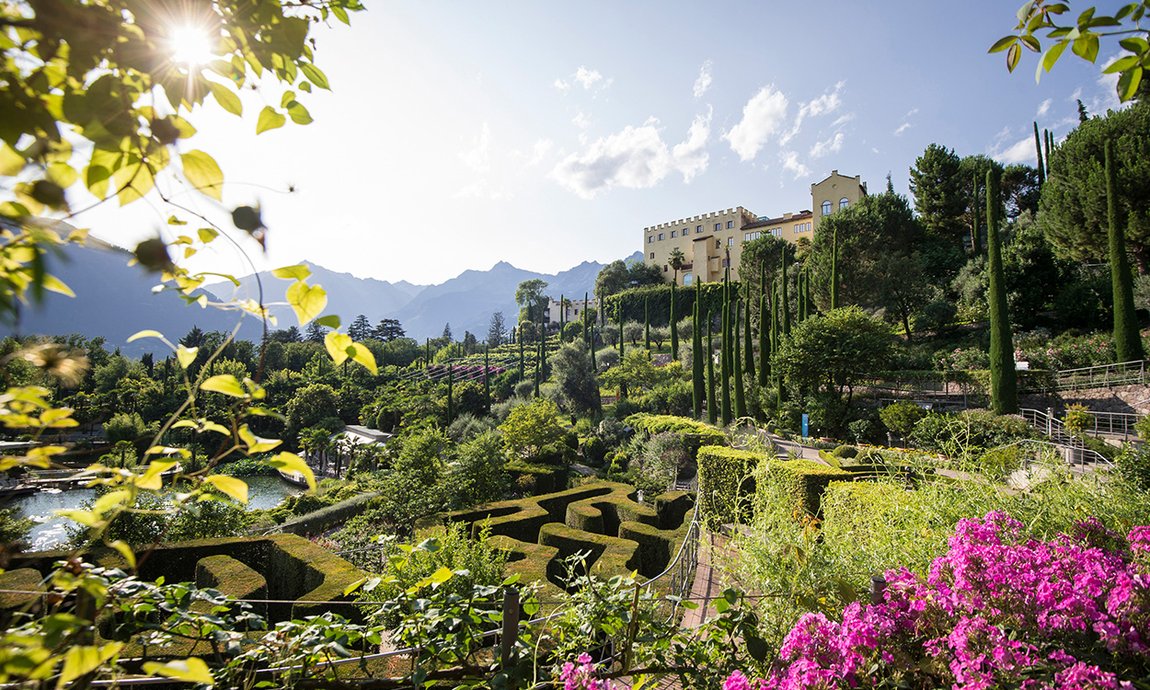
[168,24,215,66]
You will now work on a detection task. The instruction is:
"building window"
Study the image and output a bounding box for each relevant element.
[839,197,850,210]
[714,222,721,232]
[671,230,677,238]
[793,222,811,233]
[726,220,734,229]
[715,239,721,249]
[821,200,832,216]
[696,225,703,233]
[658,233,664,241]
[649,252,655,259]
[682,228,688,236]
[663,265,668,272]
[648,235,654,244]
[683,272,693,286]
[771,228,781,238]
[727,237,734,247]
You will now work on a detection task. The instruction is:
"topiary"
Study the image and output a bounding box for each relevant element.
[832,445,859,459]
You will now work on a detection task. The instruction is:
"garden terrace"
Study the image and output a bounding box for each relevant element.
[438,481,695,594]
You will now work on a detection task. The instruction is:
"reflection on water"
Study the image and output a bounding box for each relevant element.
[6,474,302,551]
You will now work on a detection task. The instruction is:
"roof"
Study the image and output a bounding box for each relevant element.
[742,210,813,230]
[334,425,392,445]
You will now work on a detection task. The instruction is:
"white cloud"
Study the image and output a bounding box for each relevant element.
[693,60,713,98]
[831,113,856,128]
[723,86,789,161]
[780,151,810,179]
[781,81,845,144]
[809,132,844,159]
[572,111,591,129]
[990,135,1038,165]
[893,107,918,136]
[459,123,491,173]
[574,66,604,89]
[551,112,712,198]
[1036,98,1052,118]
[553,78,570,92]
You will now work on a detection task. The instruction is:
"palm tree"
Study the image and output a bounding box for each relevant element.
[669,247,686,284]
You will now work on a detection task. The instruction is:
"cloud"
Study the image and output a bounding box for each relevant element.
[723,86,789,161]
[781,81,845,144]
[553,78,570,92]
[1036,98,1052,118]
[693,60,713,98]
[574,66,604,90]
[831,113,856,128]
[990,135,1038,165]
[551,112,712,198]
[780,151,810,179]
[893,107,919,136]
[459,123,491,173]
[809,132,844,159]
[572,111,591,129]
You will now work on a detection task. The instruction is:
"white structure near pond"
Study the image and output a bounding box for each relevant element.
[306,425,391,480]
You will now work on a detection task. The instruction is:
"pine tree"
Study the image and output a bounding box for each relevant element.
[986,167,1018,414]
[706,309,716,425]
[1107,139,1144,363]
[1033,121,1046,186]
[670,282,679,359]
[733,300,747,418]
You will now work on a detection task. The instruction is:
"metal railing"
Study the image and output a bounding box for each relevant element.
[1080,410,1140,440]
[1054,360,1148,391]
[1019,408,1112,468]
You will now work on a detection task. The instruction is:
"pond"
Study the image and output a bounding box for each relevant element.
[6,474,303,551]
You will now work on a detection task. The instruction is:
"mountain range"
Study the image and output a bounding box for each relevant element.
[2,241,641,354]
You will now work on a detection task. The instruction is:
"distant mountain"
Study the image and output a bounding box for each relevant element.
[4,244,641,349]
[1,241,263,356]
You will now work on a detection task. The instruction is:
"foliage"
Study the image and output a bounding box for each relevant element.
[909,143,967,246]
[697,446,766,526]
[992,1,1150,102]
[103,411,146,444]
[499,397,567,461]
[550,343,601,416]
[1039,101,1150,270]
[604,282,732,326]
[908,409,1035,459]
[594,258,663,303]
[449,430,511,509]
[71,489,250,547]
[1116,442,1150,491]
[986,166,1019,414]
[1063,402,1092,435]
[627,432,690,495]
[515,279,550,325]
[879,401,927,437]
[0,507,32,545]
[600,350,684,393]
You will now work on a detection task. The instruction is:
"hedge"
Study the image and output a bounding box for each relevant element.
[760,459,852,519]
[0,568,43,621]
[626,413,727,457]
[539,523,640,587]
[194,554,269,618]
[277,492,382,536]
[697,446,767,526]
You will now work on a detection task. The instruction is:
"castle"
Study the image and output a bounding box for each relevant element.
[642,170,867,285]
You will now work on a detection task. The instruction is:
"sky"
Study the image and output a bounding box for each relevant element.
[75,0,1129,287]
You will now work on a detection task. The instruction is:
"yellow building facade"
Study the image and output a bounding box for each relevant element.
[643,170,867,286]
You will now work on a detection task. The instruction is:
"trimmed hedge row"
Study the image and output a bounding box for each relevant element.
[626,413,727,457]
[767,459,852,519]
[195,554,268,619]
[0,568,43,623]
[697,447,764,526]
[539,523,640,589]
[277,492,382,536]
[603,282,737,326]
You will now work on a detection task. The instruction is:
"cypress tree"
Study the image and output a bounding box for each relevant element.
[447,363,455,422]
[743,287,754,381]
[971,174,981,255]
[1033,121,1046,186]
[518,327,525,379]
[1107,139,1144,362]
[706,309,716,425]
[644,296,651,351]
[720,290,732,426]
[484,345,491,412]
[559,293,565,341]
[1044,129,1053,179]
[584,292,591,349]
[774,278,788,406]
[618,311,624,358]
[733,300,747,418]
[986,167,1018,414]
[780,250,791,337]
[758,292,769,387]
[425,338,431,370]
[589,321,597,370]
[830,226,839,309]
[670,282,679,359]
[692,292,704,419]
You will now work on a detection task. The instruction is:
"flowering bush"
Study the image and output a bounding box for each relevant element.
[736,512,1150,689]
[559,653,613,690]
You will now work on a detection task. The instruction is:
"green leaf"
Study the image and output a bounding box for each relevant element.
[1007,42,1022,72]
[197,227,219,243]
[1119,37,1149,54]
[1040,40,1069,75]
[1072,33,1099,62]
[181,150,224,201]
[201,374,247,398]
[256,106,286,134]
[349,342,378,375]
[989,35,1016,54]
[204,474,249,504]
[0,142,24,176]
[286,101,312,125]
[41,274,74,297]
[301,62,331,90]
[280,90,296,108]
[272,264,311,281]
[1118,66,1143,101]
[108,539,137,570]
[286,281,327,325]
[267,452,316,491]
[127,330,164,343]
[207,81,243,116]
[176,345,198,369]
[142,658,214,686]
[1103,55,1141,73]
[57,643,123,689]
[136,460,178,491]
[315,314,341,329]
[430,566,453,584]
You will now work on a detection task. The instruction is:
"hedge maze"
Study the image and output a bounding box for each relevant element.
[440,481,695,595]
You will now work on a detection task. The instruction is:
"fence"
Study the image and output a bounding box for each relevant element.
[1018,408,1112,469]
[1054,360,1148,391]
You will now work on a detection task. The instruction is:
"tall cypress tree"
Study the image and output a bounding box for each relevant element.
[692,291,704,419]
[559,293,565,341]
[447,363,455,422]
[483,345,491,412]
[743,288,755,381]
[986,167,1018,414]
[971,174,981,255]
[720,287,732,425]
[1033,121,1046,186]
[733,300,747,418]
[670,281,679,359]
[425,338,431,370]
[780,251,791,337]
[706,309,716,425]
[830,226,840,310]
[1044,129,1053,179]
[584,292,591,350]
[618,311,624,359]
[518,328,525,379]
[774,278,787,406]
[758,292,769,387]
[589,321,596,370]
[1107,140,1144,362]
[644,297,651,351]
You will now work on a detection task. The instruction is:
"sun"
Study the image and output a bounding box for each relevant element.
[168,24,215,66]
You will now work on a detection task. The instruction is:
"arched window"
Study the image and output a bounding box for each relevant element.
[821,200,832,216]
[839,197,850,210]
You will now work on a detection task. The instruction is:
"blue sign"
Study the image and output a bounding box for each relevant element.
[801,413,809,439]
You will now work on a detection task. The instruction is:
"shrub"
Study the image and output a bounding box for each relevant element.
[625,413,726,454]
[447,412,496,443]
[879,401,926,437]
[499,398,567,462]
[697,446,766,526]
[908,409,1035,458]
[1116,443,1150,492]
[831,445,858,459]
[629,433,690,496]
[1062,403,1091,435]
